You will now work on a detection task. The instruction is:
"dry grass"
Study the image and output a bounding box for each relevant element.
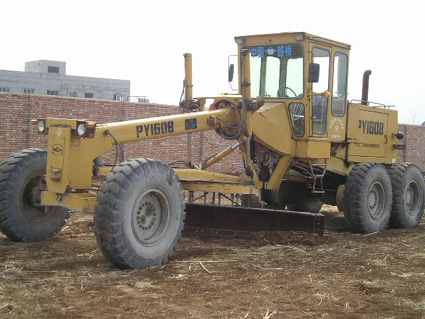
[1,208,425,318]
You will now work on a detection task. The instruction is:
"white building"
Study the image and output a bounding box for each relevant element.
[0,60,130,101]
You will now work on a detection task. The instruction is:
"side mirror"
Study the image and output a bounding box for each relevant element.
[308,63,320,83]
[228,64,234,82]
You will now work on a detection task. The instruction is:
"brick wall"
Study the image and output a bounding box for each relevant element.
[397,124,425,171]
[0,93,243,174]
[0,93,424,174]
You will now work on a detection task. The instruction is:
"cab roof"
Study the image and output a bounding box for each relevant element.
[235,32,351,50]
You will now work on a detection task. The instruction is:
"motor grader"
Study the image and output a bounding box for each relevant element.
[0,32,423,269]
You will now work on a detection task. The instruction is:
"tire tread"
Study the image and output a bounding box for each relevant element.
[94,159,185,269]
[0,149,68,242]
[389,163,424,228]
[344,162,392,233]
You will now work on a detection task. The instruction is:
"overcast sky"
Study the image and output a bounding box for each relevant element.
[1,0,424,124]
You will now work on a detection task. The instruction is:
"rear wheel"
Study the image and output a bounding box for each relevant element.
[344,162,392,233]
[389,163,424,228]
[94,158,185,269]
[0,149,69,242]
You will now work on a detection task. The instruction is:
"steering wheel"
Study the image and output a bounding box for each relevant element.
[277,86,297,97]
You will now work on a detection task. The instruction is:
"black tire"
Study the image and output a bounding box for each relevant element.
[343,162,392,233]
[389,163,425,228]
[0,148,69,242]
[240,194,262,208]
[287,199,323,214]
[94,158,185,269]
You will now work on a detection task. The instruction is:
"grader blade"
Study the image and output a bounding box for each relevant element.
[184,203,325,239]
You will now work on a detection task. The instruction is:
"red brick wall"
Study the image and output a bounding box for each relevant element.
[396,124,425,171]
[0,93,243,174]
[0,93,423,174]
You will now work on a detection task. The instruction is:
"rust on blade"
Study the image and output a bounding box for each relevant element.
[184,203,325,239]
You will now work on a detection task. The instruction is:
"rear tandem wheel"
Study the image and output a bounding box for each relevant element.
[389,163,424,228]
[343,162,392,233]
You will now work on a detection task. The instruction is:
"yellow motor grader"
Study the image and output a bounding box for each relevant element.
[0,32,423,269]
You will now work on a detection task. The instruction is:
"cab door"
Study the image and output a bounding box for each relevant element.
[310,46,331,137]
[328,52,349,142]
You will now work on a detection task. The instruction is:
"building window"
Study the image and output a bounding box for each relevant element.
[24,88,35,94]
[85,93,94,98]
[48,66,59,74]
[69,92,78,97]
[138,97,149,103]
[47,90,59,96]
[114,94,124,101]
[0,87,10,92]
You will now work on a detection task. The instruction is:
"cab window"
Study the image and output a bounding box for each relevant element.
[312,47,330,135]
[289,102,305,137]
[332,52,348,116]
[248,43,304,98]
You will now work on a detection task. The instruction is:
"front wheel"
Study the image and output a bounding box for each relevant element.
[94,158,185,269]
[343,162,392,233]
[389,163,424,228]
[0,149,69,242]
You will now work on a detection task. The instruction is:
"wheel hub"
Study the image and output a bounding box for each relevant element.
[405,188,413,206]
[368,190,377,209]
[22,174,52,222]
[131,189,168,245]
[368,181,385,220]
[136,202,159,231]
[405,181,419,215]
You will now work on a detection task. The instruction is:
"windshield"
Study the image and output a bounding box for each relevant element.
[248,43,304,98]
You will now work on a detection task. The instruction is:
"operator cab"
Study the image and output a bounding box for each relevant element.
[234,32,350,141]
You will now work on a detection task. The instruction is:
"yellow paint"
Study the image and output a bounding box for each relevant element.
[41,191,97,212]
[36,32,402,213]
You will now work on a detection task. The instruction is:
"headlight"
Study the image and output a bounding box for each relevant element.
[37,120,46,133]
[77,123,87,137]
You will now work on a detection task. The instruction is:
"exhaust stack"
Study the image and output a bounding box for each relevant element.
[361,70,372,105]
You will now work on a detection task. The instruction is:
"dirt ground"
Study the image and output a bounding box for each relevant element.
[1,206,424,319]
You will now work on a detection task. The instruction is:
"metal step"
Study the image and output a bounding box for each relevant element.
[310,163,327,193]
[184,203,325,239]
